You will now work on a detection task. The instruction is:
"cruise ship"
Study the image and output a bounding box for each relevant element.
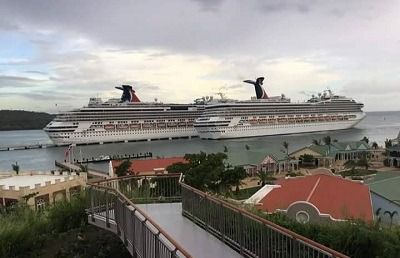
[194,77,366,139]
[44,85,205,144]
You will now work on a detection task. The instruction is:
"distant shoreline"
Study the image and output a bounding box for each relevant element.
[0,110,55,131]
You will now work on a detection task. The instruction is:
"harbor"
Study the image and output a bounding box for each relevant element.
[1,111,400,172]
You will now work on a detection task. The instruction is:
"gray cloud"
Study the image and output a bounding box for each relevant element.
[0,75,48,85]
[0,0,399,111]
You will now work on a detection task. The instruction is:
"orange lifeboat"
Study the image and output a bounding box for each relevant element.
[104,124,115,130]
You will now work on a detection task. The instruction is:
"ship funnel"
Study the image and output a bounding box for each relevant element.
[115,85,141,103]
[243,77,268,99]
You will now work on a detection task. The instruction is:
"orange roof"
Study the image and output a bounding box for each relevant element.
[259,174,373,221]
[112,157,187,175]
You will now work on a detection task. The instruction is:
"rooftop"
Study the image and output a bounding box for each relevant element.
[0,175,73,190]
[113,157,187,175]
[257,174,373,221]
[294,141,371,158]
[366,172,400,204]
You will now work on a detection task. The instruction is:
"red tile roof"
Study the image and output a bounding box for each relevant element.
[112,157,187,175]
[258,174,373,221]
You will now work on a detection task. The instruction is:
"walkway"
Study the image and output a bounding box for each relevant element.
[87,173,349,258]
[137,203,242,258]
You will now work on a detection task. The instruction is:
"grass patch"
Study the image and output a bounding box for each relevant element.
[230,186,262,200]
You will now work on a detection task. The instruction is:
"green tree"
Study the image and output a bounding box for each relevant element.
[165,162,189,174]
[79,164,88,172]
[183,152,226,191]
[11,162,19,175]
[372,142,378,149]
[361,136,369,144]
[115,160,132,177]
[344,160,357,172]
[300,154,315,167]
[220,166,246,193]
[357,154,371,170]
[385,139,393,148]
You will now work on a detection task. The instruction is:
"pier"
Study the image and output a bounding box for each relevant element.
[75,152,152,164]
[0,136,197,152]
[54,161,110,179]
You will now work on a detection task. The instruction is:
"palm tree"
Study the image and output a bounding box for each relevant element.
[322,136,332,154]
[312,139,321,145]
[384,210,398,228]
[257,170,269,186]
[283,141,290,171]
[283,141,289,156]
[11,162,20,175]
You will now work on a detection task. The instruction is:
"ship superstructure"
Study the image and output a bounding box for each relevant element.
[44,85,204,144]
[194,77,366,139]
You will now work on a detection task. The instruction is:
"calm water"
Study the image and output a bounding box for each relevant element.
[0,111,399,172]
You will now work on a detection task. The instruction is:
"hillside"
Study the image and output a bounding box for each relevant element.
[0,110,55,131]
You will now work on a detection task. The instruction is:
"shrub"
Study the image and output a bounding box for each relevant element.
[0,192,88,257]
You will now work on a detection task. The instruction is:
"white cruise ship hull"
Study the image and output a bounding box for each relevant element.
[196,113,365,140]
[47,126,198,145]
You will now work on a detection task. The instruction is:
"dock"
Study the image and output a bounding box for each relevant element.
[75,152,152,164]
[0,136,197,152]
[55,161,109,179]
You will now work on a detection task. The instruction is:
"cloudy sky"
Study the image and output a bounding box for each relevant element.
[0,0,399,112]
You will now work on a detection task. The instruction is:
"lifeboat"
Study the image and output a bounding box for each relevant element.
[117,124,129,130]
[142,123,156,129]
[130,123,141,129]
[104,124,115,130]
[157,122,166,128]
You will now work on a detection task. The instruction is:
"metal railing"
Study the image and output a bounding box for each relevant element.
[96,173,182,203]
[87,173,349,258]
[87,174,191,258]
[180,182,350,258]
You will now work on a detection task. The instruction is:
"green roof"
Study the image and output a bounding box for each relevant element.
[302,141,371,158]
[366,172,400,204]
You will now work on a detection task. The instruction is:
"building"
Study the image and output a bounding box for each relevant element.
[366,172,400,225]
[246,174,373,223]
[0,171,86,210]
[112,157,187,176]
[290,141,372,168]
[241,164,258,176]
[386,131,400,167]
[258,152,299,174]
[386,145,400,167]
